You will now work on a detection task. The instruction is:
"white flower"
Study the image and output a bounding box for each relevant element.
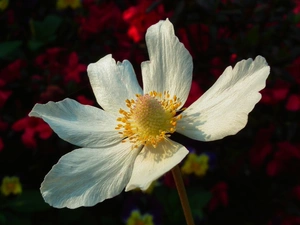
[29,19,270,209]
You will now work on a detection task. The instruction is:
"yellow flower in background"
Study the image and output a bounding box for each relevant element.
[182,153,209,177]
[1,176,22,196]
[126,210,154,225]
[0,0,8,11]
[56,0,81,10]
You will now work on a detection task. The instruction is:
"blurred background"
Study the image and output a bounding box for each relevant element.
[0,0,300,224]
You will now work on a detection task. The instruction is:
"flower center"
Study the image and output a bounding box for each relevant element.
[115,91,182,148]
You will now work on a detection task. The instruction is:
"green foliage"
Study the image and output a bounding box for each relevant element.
[28,15,62,51]
[7,190,50,212]
[189,189,212,219]
[0,41,22,60]
[154,186,211,223]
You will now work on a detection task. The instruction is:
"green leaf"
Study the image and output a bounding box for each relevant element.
[32,15,62,41]
[295,14,300,23]
[27,40,45,51]
[0,211,31,225]
[188,189,212,219]
[0,41,22,59]
[7,190,50,212]
[154,185,212,222]
[189,189,212,209]
[29,15,62,50]
[0,213,6,224]
[154,186,183,223]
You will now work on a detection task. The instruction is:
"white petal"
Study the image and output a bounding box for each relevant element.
[87,54,143,116]
[29,98,121,147]
[177,55,270,141]
[41,142,141,208]
[125,139,188,191]
[141,19,193,106]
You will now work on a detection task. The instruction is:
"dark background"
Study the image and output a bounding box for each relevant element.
[1,0,300,224]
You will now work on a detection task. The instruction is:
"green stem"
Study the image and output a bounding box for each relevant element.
[171,165,195,225]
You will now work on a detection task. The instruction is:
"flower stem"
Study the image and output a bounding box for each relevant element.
[171,165,195,225]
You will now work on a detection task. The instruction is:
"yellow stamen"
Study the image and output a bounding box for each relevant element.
[115,91,183,148]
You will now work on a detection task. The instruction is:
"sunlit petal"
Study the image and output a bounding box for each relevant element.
[87,54,143,116]
[125,139,188,191]
[141,19,193,106]
[29,98,121,147]
[177,55,270,141]
[41,142,141,208]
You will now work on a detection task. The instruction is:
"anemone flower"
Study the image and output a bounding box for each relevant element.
[29,19,270,209]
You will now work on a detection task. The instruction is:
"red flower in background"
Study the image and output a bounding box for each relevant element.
[286,94,300,111]
[63,52,87,83]
[39,85,64,103]
[184,81,203,107]
[0,59,25,87]
[267,142,300,176]
[269,215,300,225]
[217,26,232,40]
[123,0,170,42]
[162,170,190,189]
[281,216,300,225]
[35,47,64,75]
[261,79,290,105]
[0,138,3,152]
[210,57,225,78]
[0,59,25,108]
[103,31,147,63]
[12,117,52,148]
[6,10,15,25]
[35,49,86,84]
[293,0,300,14]
[287,56,300,84]
[78,2,123,39]
[163,172,176,188]
[0,119,8,152]
[230,53,238,63]
[208,182,228,211]
[177,23,209,57]
[76,95,94,105]
[0,90,12,108]
[250,128,300,177]
[249,126,274,170]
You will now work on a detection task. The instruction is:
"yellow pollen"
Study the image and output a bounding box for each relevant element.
[115,91,183,148]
